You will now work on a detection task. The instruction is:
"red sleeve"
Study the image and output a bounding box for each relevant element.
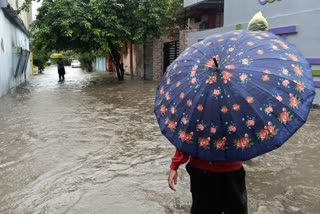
[170,149,190,170]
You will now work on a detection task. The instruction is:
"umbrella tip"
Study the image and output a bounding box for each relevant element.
[213,57,219,70]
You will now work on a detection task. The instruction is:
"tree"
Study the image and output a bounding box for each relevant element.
[21,0,183,80]
[32,46,48,73]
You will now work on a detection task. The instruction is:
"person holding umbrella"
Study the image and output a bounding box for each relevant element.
[50,53,66,81]
[57,58,65,81]
[155,12,315,214]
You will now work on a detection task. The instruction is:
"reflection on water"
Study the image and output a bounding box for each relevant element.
[0,66,319,214]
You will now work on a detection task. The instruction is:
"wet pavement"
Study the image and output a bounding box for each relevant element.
[0,66,319,214]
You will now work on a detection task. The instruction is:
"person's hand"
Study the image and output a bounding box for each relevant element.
[168,169,178,191]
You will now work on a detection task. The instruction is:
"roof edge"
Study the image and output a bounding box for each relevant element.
[1,1,31,38]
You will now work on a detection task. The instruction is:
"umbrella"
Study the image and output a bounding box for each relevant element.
[50,53,65,59]
[154,30,315,161]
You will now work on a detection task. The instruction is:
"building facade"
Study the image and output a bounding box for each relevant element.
[93,43,144,79]
[0,0,32,97]
[185,0,320,105]
[7,0,32,28]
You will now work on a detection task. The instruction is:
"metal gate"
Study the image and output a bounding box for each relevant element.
[163,41,179,73]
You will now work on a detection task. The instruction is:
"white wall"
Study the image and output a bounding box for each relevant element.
[0,9,30,97]
[93,57,106,72]
[7,0,32,29]
[184,0,204,8]
[224,0,320,26]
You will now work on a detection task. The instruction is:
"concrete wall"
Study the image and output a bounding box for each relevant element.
[0,9,30,97]
[224,0,319,26]
[122,47,129,74]
[184,0,204,8]
[189,13,209,31]
[122,43,142,77]
[7,0,32,29]
[100,44,144,78]
[187,0,320,105]
[152,38,166,81]
[133,44,144,78]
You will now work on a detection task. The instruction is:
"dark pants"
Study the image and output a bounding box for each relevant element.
[58,68,65,81]
[59,73,64,80]
[186,163,248,214]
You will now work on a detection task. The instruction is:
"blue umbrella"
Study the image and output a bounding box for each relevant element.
[154,30,315,161]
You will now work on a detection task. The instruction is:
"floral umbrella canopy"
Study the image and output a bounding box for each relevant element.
[154,30,315,161]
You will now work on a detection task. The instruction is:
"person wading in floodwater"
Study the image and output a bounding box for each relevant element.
[57,58,65,81]
[168,12,269,214]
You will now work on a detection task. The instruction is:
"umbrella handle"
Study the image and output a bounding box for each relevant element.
[213,57,219,69]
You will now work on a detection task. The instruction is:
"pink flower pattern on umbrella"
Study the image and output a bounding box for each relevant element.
[199,137,211,149]
[289,94,300,108]
[222,71,233,84]
[215,137,227,150]
[235,134,251,149]
[206,74,217,84]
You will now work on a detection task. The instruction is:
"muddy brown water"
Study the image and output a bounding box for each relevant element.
[0,66,319,214]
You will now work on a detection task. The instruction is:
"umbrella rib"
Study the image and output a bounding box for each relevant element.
[237,66,314,90]
[176,71,212,129]
[229,65,312,84]
[242,79,311,149]
[188,75,214,154]
[157,70,204,111]
[157,70,210,136]
[232,66,315,99]
[231,36,290,54]
[227,40,301,65]
[239,68,315,118]
[223,38,271,61]
[226,81,282,156]
[218,31,255,65]
[218,79,245,151]
[170,72,211,155]
[223,80,260,143]
[234,57,309,66]
[245,80,307,123]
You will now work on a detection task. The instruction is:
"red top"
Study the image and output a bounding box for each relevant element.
[170,149,242,173]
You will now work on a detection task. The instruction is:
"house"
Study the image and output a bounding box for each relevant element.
[0,0,32,97]
[142,0,224,82]
[93,42,144,79]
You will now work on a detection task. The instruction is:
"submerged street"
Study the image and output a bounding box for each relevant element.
[0,66,319,214]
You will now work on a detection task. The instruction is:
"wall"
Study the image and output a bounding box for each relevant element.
[101,44,144,78]
[179,30,189,54]
[152,38,167,81]
[7,0,32,28]
[189,13,208,31]
[187,0,320,105]
[184,0,205,8]
[121,43,143,77]
[152,34,182,81]
[133,44,144,78]
[93,57,106,72]
[149,31,189,81]
[224,0,319,27]
[0,9,30,97]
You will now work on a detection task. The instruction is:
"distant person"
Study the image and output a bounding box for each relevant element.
[57,58,65,81]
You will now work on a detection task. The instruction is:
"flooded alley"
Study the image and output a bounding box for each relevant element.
[0,66,319,214]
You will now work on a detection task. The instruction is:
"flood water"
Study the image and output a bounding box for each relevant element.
[0,66,319,214]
